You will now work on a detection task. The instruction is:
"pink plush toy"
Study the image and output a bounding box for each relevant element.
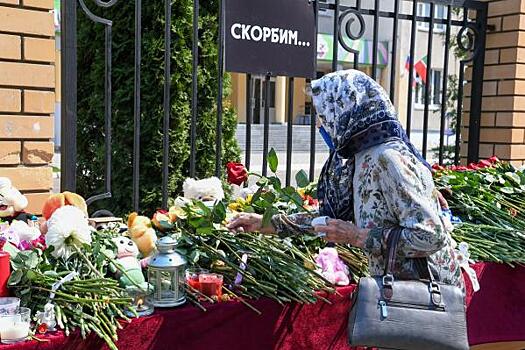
[315,247,350,286]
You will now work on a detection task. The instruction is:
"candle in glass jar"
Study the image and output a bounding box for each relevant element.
[186,276,200,290]
[198,274,223,299]
[0,307,30,344]
[185,268,209,292]
[0,322,29,342]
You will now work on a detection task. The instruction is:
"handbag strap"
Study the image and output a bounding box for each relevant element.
[384,228,434,282]
[382,227,443,306]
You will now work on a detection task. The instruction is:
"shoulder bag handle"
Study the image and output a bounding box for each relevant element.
[382,227,443,306]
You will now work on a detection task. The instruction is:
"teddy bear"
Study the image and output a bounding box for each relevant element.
[182,177,225,207]
[0,178,33,224]
[127,213,157,257]
[111,236,149,290]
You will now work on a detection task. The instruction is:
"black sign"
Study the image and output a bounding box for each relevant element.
[224,0,316,78]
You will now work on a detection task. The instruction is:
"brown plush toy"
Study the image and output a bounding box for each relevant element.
[127,213,157,257]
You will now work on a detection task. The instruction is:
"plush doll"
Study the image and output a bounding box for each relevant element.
[315,247,350,286]
[111,236,148,290]
[9,220,41,243]
[0,178,33,224]
[182,177,225,207]
[35,302,57,333]
[127,213,157,257]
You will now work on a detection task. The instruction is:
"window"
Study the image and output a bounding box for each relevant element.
[417,3,447,32]
[414,70,442,108]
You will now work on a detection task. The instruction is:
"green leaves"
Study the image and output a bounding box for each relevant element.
[212,201,227,223]
[296,170,310,188]
[10,250,40,271]
[76,1,240,216]
[268,148,278,173]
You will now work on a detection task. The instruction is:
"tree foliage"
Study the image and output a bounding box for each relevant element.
[76,0,239,216]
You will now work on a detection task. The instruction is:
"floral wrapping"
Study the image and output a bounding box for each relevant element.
[272,141,463,288]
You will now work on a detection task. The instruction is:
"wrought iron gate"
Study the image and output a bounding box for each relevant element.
[61,0,488,211]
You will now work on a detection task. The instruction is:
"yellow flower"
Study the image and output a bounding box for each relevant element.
[246,194,253,204]
[297,188,306,197]
[228,202,242,212]
[168,206,186,220]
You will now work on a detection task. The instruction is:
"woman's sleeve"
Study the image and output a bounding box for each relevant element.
[271,212,318,238]
[363,150,448,258]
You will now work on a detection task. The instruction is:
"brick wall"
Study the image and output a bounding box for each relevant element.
[0,0,55,215]
[463,0,525,167]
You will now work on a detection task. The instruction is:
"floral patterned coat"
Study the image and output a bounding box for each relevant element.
[271,140,463,288]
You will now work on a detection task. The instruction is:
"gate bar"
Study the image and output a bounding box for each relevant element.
[262,74,271,177]
[422,3,435,159]
[190,0,199,178]
[371,0,379,80]
[215,0,225,177]
[389,0,399,102]
[60,0,78,192]
[406,0,418,138]
[332,0,339,72]
[286,77,294,186]
[245,74,252,170]
[162,0,172,208]
[439,5,452,165]
[467,4,488,163]
[132,0,142,211]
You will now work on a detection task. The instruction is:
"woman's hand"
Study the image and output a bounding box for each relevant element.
[314,219,368,247]
[437,190,449,209]
[226,213,276,235]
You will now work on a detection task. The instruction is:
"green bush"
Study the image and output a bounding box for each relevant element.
[76,0,240,216]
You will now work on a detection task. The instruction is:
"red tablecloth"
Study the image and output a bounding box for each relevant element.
[1,262,524,350]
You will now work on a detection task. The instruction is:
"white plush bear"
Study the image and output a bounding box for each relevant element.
[182,177,225,207]
[0,177,29,221]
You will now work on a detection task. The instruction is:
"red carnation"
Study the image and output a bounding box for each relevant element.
[304,195,318,207]
[489,156,500,164]
[226,162,248,186]
[477,160,492,168]
[468,163,480,170]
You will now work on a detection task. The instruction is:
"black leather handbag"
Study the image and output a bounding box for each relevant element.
[347,228,469,350]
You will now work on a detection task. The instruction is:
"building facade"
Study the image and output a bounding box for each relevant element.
[229,0,462,155]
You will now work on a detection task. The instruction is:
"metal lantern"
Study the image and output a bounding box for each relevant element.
[147,237,187,307]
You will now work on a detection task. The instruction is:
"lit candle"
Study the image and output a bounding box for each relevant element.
[0,307,30,344]
[0,321,29,342]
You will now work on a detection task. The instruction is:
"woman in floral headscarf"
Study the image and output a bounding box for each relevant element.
[228,70,462,288]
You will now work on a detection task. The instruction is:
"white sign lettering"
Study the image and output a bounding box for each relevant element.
[229,23,310,47]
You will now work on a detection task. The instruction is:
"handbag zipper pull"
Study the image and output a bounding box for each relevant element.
[379,300,388,319]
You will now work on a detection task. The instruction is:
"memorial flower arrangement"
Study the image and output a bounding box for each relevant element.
[145,151,368,310]
[5,149,525,349]
[7,204,134,350]
[434,157,525,264]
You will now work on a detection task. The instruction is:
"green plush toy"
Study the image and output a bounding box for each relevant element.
[111,236,149,290]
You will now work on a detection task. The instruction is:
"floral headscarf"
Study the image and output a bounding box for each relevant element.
[312,70,429,221]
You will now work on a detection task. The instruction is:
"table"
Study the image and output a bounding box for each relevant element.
[1,263,524,350]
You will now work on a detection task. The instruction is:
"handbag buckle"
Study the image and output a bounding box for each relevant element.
[382,274,394,287]
[382,274,394,300]
[429,282,444,307]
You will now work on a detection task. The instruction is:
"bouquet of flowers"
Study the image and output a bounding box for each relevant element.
[434,157,525,264]
[8,205,133,350]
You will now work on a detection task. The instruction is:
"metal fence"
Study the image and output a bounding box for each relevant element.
[61,0,488,210]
